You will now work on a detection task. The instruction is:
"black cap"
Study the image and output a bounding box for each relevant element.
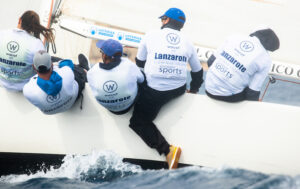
[250,28,280,52]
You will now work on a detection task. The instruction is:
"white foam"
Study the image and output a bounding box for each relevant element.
[0,150,142,183]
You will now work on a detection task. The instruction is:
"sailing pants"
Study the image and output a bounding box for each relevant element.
[129,84,186,156]
[73,65,87,101]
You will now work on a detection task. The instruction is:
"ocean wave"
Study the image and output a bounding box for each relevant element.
[0,150,142,184]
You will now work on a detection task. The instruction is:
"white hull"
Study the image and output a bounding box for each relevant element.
[1,0,300,177]
[1,86,300,176]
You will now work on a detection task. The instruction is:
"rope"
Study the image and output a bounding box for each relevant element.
[273,78,300,85]
[259,79,271,101]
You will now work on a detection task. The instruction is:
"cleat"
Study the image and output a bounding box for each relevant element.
[166,145,181,169]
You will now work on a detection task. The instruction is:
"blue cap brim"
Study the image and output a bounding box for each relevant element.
[96,40,105,49]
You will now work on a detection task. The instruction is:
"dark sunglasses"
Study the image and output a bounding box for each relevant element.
[161,16,168,21]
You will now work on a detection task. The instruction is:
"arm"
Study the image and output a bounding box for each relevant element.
[188,45,203,93]
[206,35,232,68]
[189,69,204,93]
[244,87,260,101]
[59,59,74,70]
[131,62,145,84]
[207,54,216,67]
[135,35,148,68]
[247,56,272,101]
[135,57,146,68]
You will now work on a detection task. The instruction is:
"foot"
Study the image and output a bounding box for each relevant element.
[166,145,181,169]
[78,53,90,71]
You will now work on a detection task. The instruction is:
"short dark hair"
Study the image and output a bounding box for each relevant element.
[162,18,184,31]
[37,65,51,73]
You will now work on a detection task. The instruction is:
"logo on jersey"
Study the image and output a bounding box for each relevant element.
[240,41,254,52]
[103,80,118,93]
[7,41,19,53]
[166,33,180,45]
[46,94,61,103]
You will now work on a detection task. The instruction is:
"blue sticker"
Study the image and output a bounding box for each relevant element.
[98,29,114,37]
[90,28,96,35]
[117,32,124,40]
[125,35,141,43]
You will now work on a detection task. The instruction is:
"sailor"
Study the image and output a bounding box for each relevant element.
[0,10,54,91]
[205,28,280,102]
[23,51,88,114]
[87,39,144,114]
[129,8,204,169]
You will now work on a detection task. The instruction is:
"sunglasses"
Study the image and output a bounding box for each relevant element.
[161,16,168,21]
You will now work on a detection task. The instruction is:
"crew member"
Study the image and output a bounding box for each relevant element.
[0,10,54,91]
[129,8,203,169]
[23,51,88,114]
[205,28,280,102]
[87,39,144,114]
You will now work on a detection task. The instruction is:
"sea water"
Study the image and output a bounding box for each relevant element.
[193,72,300,107]
[0,151,299,189]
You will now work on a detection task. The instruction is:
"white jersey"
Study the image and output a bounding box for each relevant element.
[136,28,202,91]
[87,58,144,112]
[0,28,45,91]
[205,34,272,96]
[23,66,79,115]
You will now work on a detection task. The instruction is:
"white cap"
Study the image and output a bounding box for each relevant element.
[33,50,51,72]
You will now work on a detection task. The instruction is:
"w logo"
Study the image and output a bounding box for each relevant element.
[7,41,19,53]
[103,80,118,93]
[166,33,180,45]
[240,41,254,52]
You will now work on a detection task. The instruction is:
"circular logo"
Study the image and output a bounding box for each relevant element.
[7,41,19,53]
[240,41,254,52]
[46,94,61,103]
[103,80,118,93]
[117,32,124,40]
[166,33,180,45]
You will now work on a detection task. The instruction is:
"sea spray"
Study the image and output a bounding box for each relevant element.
[1,153,300,189]
[0,150,142,184]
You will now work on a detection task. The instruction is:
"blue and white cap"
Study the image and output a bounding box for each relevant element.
[159,8,186,23]
[96,39,123,57]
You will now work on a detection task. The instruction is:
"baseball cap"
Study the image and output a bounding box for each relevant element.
[159,8,186,23]
[33,50,52,71]
[96,39,123,57]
